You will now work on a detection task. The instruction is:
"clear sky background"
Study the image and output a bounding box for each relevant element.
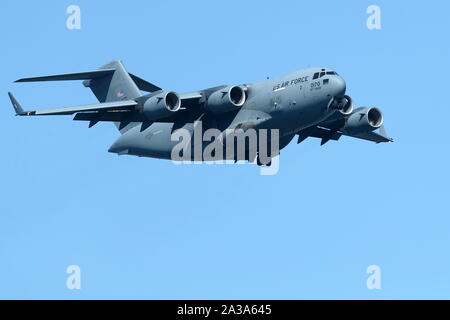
[0,0,449,299]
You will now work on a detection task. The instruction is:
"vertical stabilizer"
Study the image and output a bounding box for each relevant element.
[83,60,142,103]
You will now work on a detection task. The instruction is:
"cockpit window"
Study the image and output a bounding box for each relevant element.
[314,70,338,79]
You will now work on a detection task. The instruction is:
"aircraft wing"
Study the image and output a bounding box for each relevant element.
[8,92,138,116]
[8,90,205,130]
[340,129,393,143]
[296,120,393,145]
[9,64,210,129]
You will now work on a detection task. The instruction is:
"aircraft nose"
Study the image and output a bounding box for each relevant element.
[332,76,346,98]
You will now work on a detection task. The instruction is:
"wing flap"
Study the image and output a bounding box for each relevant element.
[310,127,342,140]
[29,100,138,115]
[73,111,136,122]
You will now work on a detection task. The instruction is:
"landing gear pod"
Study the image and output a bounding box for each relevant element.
[142,91,181,121]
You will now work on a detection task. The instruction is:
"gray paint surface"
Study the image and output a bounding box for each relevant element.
[9,60,392,162]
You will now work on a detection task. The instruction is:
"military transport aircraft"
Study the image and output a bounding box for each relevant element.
[8,60,392,166]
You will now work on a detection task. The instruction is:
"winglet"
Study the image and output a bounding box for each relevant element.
[379,125,394,143]
[8,92,26,115]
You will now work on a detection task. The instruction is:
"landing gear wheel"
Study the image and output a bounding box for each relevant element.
[256,156,271,167]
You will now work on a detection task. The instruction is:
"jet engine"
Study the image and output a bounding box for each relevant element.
[344,107,383,134]
[328,95,353,115]
[142,91,181,120]
[206,85,246,114]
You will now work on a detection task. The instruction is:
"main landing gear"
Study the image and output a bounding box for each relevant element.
[256,155,272,167]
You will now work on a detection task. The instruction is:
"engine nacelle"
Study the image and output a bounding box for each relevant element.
[142,91,181,120]
[345,107,383,134]
[206,85,246,115]
[339,95,353,115]
[328,95,353,115]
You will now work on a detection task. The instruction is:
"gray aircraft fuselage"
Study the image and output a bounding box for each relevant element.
[108,67,346,159]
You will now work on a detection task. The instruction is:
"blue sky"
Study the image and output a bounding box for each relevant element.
[0,0,449,299]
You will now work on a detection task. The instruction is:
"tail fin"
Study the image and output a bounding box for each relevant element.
[83,60,142,103]
[85,61,143,132]
[15,60,160,103]
[13,60,161,132]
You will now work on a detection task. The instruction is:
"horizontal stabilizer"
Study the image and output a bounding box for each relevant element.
[15,68,163,94]
[15,69,116,82]
[129,73,162,92]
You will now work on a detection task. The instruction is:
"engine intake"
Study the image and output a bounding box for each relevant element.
[206,85,246,114]
[345,107,383,134]
[339,95,353,115]
[328,95,353,115]
[142,91,181,120]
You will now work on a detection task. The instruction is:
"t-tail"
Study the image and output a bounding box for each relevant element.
[10,60,162,132]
